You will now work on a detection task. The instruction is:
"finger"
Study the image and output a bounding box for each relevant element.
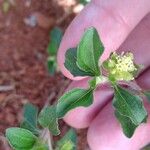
[118,14,150,71]
[57,0,150,80]
[87,100,150,150]
[136,68,150,90]
[64,78,113,128]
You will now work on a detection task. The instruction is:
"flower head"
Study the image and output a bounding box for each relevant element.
[103,52,138,81]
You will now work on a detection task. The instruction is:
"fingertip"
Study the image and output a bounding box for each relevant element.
[87,102,150,150]
[64,107,94,128]
[136,69,150,90]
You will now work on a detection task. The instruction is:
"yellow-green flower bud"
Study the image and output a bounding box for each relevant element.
[103,52,138,81]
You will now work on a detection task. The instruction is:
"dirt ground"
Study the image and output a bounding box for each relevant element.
[0,0,87,149]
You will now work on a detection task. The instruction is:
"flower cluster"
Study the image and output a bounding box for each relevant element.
[103,52,138,81]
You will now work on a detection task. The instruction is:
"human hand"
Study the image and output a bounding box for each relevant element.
[57,0,150,149]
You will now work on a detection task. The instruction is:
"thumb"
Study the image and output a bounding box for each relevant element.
[57,0,150,80]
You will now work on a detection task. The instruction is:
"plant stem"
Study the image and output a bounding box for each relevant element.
[95,76,108,85]
[41,128,53,150]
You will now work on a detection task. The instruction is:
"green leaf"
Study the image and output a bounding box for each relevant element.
[31,141,48,150]
[47,27,63,55]
[47,56,57,75]
[80,0,91,5]
[38,105,60,136]
[20,103,39,135]
[56,88,93,118]
[56,141,75,150]
[144,91,150,102]
[113,85,147,126]
[77,27,104,76]
[32,145,48,150]
[64,48,93,76]
[115,110,137,138]
[6,127,37,149]
[56,129,77,150]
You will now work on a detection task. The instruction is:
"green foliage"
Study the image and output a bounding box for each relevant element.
[6,127,37,149]
[62,27,149,138]
[57,141,75,150]
[21,103,39,135]
[5,26,150,150]
[56,129,77,150]
[64,27,104,77]
[113,85,147,125]
[5,102,76,150]
[31,140,49,150]
[56,88,93,118]
[47,56,57,75]
[38,105,60,135]
[47,27,63,55]
[77,27,104,76]
[64,48,92,76]
[47,27,63,75]
[113,85,147,137]
[79,0,91,5]
[115,110,137,138]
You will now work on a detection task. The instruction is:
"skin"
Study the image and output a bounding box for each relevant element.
[57,0,150,149]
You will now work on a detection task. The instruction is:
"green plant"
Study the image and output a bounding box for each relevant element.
[5,27,150,149]
[6,103,77,150]
[47,27,63,75]
[57,27,150,138]
[79,0,91,5]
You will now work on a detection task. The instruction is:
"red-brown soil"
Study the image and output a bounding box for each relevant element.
[0,0,87,149]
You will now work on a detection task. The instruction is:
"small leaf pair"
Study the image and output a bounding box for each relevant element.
[65,27,104,77]
[57,27,104,119]
[6,103,60,150]
[20,103,60,136]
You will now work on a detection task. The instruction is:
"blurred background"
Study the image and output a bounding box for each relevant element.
[0,0,90,149]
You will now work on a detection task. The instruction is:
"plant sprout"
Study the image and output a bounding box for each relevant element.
[6,103,77,150]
